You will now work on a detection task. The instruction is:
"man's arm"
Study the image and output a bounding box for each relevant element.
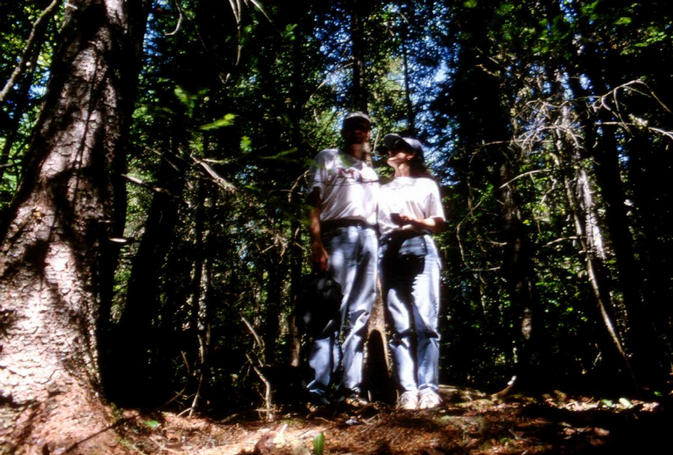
[308,189,328,271]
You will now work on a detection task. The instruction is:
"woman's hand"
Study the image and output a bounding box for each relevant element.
[397,214,444,233]
[397,214,416,225]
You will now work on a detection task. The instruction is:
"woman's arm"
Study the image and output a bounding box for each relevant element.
[397,214,445,233]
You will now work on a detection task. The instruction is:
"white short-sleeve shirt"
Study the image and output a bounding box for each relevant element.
[378,176,445,236]
[309,149,379,225]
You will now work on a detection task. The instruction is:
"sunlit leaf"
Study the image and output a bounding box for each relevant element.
[199,114,237,131]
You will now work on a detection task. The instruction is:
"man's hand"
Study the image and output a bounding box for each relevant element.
[311,239,329,271]
[308,199,328,271]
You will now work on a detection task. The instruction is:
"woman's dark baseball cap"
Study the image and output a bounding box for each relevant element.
[383,133,424,161]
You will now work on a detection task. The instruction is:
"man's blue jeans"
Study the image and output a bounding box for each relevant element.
[379,233,441,393]
[307,225,377,397]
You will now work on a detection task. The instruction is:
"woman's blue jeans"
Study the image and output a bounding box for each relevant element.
[379,233,441,393]
[307,225,377,397]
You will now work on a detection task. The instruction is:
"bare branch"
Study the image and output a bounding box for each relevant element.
[122,174,179,198]
[191,155,237,193]
[164,0,184,36]
[241,316,264,353]
[498,169,548,190]
[0,0,61,104]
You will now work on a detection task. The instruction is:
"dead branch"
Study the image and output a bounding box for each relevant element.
[191,155,237,193]
[164,0,184,36]
[241,316,274,420]
[0,0,61,104]
[122,173,182,201]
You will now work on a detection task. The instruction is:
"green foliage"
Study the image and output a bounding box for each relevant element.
[143,420,161,429]
[0,1,61,212]
[200,114,237,131]
[313,432,325,455]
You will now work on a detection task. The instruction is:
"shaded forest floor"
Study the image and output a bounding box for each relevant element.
[111,386,668,455]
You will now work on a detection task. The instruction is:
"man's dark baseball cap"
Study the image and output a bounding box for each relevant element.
[342,111,371,130]
[383,133,424,161]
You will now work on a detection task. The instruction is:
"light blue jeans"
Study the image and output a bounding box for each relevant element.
[307,225,377,397]
[379,233,441,393]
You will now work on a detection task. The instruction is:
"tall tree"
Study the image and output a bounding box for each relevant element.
[0,0,150,451]
[564,0,670,388]
[444,1,548,393]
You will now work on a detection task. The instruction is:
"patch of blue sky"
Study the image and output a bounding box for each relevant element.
[559,0,577,23]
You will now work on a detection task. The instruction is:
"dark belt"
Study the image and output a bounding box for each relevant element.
[321,218,376,232]
[382,229,431,244]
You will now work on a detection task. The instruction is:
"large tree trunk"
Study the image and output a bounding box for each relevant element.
[627,132,673,365]
[0,0,149,452]
[590,112,666,388]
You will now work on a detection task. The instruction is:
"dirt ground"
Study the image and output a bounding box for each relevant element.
[105,386,667,455]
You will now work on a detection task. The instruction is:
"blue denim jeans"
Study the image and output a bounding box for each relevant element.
[307,225,377,397]
[379,233,441,393]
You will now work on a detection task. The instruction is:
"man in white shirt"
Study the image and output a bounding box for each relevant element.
[306,112,379,407]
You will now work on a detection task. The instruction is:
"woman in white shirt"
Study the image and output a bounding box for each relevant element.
[378,134,445,410]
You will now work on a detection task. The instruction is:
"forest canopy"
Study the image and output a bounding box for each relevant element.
[1,0,672,445]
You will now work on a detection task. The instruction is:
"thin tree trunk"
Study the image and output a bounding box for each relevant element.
[348,0,369,112]
[400,24,415,135]
[0,0,150,452]
[364,280,395,403]
[287,2,311,367]
[188,179,215,416]
[262,245,284,361]
[106,133,186,406]
[346,0,392,398]
[495,157,546,393]
[551,135,633,382]
[627,132,673,364]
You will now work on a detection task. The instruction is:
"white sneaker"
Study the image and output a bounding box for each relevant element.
[418,389,441,409]
[398,391,418,410]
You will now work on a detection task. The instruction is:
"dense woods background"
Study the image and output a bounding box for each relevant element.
[1,0,672,448]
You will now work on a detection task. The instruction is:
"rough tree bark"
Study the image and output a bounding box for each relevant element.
[0,0,150,452]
